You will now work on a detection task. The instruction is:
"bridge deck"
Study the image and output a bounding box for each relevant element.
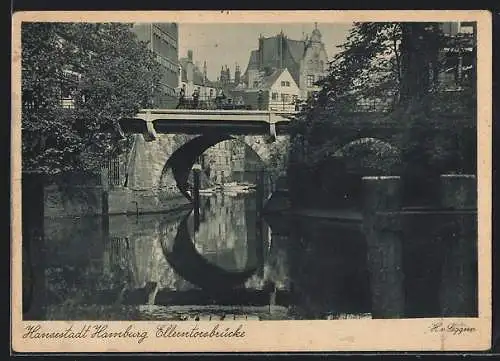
[119,108,297,140]
[134,108,298,123]
[117,108,473,141]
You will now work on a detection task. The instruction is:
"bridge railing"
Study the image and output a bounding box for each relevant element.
[168,95,303,113]
[158,95,400,114]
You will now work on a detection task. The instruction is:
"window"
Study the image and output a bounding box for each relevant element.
[281,80,290,87]
[319,60,324,72]
[253,81,259,88]
[271,92,279,100]
[307,75,315,87]
[281,93,290,102]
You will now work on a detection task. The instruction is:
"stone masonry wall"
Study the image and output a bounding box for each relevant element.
[127,133,196,190]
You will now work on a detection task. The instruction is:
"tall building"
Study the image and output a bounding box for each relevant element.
[131,23,180,108]
[243,24,329,99]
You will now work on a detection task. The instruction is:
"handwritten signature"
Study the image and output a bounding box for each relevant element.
[428,321,476,335]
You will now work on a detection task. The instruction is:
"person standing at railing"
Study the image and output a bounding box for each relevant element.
[176,84,186,109]
[209,89,215,109]
[215,88,226,109]
[192,87,200,109]
[294,97,302,111]
[257,89,264,110]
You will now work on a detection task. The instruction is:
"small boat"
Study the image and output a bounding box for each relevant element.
[199,189,216,195]
[223,185,256,192]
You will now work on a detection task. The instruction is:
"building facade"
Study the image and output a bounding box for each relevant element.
[234,68,300,112]
[299,25,329,99]
[131,23,180,108]
[243,24,329,101]
[202,141,235,184]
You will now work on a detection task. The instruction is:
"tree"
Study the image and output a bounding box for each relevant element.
[288,22,476,207]
[21,22,162,176]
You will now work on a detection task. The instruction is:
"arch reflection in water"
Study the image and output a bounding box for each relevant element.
[160,192,268,292]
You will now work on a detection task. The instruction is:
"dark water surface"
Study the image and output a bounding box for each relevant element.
[23,190,477,321]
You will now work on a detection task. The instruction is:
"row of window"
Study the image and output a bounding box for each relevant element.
[152,25,178,49]
[152,33,178,60]
[271,92,298,103]
[156,54,179,73]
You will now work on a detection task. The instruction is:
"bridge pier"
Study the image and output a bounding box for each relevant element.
[362,176,405,319]
[438,174,477,317]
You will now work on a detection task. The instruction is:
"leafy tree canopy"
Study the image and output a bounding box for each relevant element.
[22,22,162,175]
[290,22,476,175]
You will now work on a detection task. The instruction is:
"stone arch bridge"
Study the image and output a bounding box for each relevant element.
[118,109,293,196]
[113,108,474,213]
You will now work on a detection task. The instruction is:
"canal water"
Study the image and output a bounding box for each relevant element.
[22,184,478,321]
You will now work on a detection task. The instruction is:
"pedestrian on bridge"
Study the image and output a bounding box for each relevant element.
[257,89,264,110]
[215,88,226,109]
[176,84,186,109]
[192,87,200,109]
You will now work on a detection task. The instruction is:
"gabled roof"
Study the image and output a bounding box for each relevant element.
[258,68,299,90]
[260,68,285,89]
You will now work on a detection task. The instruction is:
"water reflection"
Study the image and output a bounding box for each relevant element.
[23,190,478,321]
[159,207,259,291]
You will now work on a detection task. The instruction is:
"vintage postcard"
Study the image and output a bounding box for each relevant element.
[11,10,492,352]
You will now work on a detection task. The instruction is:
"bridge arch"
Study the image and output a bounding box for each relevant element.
[158,134,289,200]
[298,137,402,209]
[332,137,402,176]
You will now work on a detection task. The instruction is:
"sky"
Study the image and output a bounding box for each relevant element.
[178,23,353,81]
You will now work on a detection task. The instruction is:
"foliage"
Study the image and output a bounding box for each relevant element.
[287,22,476,207]
[318,23,404,110]
[22,22,162,176]
[289,22,476,169]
